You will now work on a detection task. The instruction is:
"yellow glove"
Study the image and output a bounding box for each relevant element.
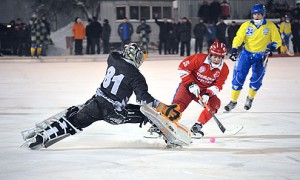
[155,102,181,122]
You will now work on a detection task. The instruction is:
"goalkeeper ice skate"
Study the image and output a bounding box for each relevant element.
[144,124,162,138]
[21,107,82,150]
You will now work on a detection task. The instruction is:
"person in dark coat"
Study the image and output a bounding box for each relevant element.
[291,19,300,53]
[216,18,227,46]
[8,20,18,55]
[102,19,111,54]
[209,0,222,24]
[90,16,102,54]
[118,17,133,48]
[85,18,92,54]
[178,17,191,56]
[15,18,29,56]
[193,18,207,53]
[154,14,170,55]
[169,19,179,54]
[197,0,210,23]
[226,21,239,52]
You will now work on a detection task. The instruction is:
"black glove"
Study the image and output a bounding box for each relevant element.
[229,48,238,61]
[266,43,276,57]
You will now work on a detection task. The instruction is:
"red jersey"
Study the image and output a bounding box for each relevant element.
[178,54,229,95]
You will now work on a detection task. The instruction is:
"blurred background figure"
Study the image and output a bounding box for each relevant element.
[136,18,151,55]
[90,16,102,54]
[41,15,51,56]
[193,18,207,54]
[72,17,85,55]
[102,19,111,54]
[178,17,191,56]
[118,17,133,49]
[29,10,48,58]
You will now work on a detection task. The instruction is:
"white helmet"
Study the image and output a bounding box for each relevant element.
[122,43,144,68]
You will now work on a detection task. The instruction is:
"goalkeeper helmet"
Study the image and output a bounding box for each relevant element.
[251,4,266,16]
[209,40,227,57]
[122,43,144,68]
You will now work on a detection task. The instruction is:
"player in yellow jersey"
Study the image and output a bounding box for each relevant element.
[280,15,292,49]
[224,4,282,111]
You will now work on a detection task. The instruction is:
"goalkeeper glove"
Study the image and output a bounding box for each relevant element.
[156,102,181,122]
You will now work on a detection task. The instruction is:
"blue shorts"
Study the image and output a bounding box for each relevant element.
[231,49,267,91]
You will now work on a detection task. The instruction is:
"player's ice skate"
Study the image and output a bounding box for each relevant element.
[224,101,237,112]
[244,96,253,110]
[140,105,191,148]
[190,123,204,139]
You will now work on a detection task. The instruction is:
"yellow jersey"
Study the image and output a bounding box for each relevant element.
[279,22,292,35]
[232,19,282,53]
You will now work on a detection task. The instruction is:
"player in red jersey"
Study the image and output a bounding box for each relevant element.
[172,40,229,138]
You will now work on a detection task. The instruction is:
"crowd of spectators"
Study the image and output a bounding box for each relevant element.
[1,0,300,57]
[0,10,50,57]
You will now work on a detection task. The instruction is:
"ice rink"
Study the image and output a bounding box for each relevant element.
[0,55,300,180]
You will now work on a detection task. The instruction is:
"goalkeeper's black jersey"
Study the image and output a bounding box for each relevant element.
[99,52,156,106]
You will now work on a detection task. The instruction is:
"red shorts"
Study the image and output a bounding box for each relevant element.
[172,83,220,125]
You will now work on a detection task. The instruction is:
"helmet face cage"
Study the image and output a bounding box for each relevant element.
[251,4,266,17]
[122,43,144,68]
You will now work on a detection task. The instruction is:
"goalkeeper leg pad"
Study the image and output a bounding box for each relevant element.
[21,117,81,150]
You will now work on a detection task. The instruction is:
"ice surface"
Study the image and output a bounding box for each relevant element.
[0,55,300,180]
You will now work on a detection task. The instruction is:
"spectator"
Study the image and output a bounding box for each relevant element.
[102,19,111,54]
[29,11,48,58]
[197,0,210,23]
[154,14,170,55]
[41,15,51,56]
[193,18,207,54]
[209,0,221,24]
[178,17,192,56]
[169,18,179,54]
[291,19,300,53]
[226,21,239,52]
[90,16,102,54]
[85,18,92,54]
[72,17,85,55]
[216,18,227,45]
[206,24,216,52]
[220,0,230,20]
[15,18,29,56]
[118,17,133,48]
[292,1,300,20]
[136,18,151,54]
[8,20,18,55]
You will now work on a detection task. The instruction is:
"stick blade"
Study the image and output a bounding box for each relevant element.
[224,125,243,135]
